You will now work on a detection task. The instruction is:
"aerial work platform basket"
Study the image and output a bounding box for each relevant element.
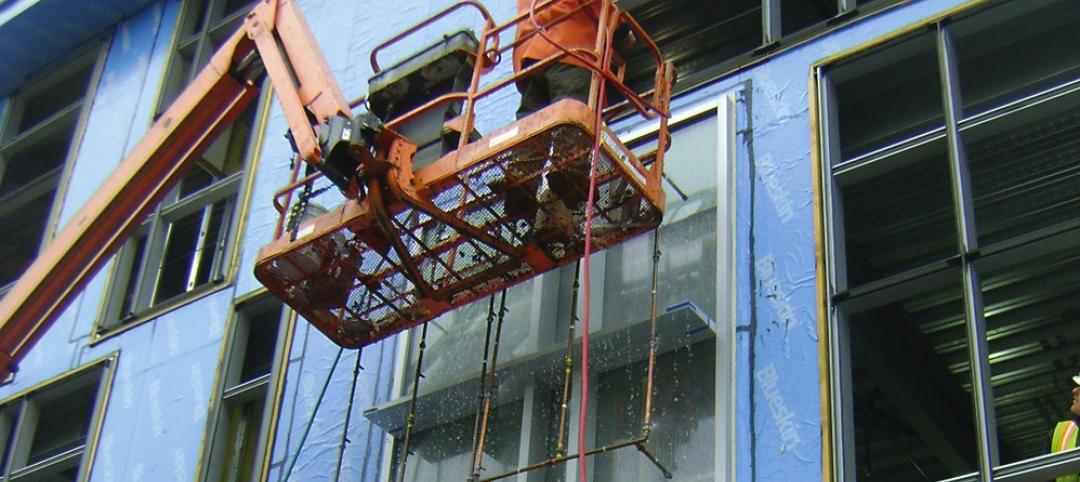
[254,0,673,347]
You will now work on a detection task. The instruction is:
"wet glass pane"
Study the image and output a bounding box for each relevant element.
[830,32,943,161]
[594,340,714,481]
[839,139,956,287]
[395,401,522,481]
[629,115,718,215]
[979,236,1080,465]
[403,279,538,395]
[953,0,1080,118]
[966,88,1080,246]
[608,115,719,328]
[845,270,978,481]
[603,209,715,328]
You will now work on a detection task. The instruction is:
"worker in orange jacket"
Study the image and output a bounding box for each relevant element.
[513,0,623,118]
[509,0,631,241]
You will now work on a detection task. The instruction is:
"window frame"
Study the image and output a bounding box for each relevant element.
[375,95,738,482]
[0,354,118,482]
[196,291,296,482]
[91,0,272,340]
[621,0,914,98]
[0,42,107,294]
[813,1,1080,480]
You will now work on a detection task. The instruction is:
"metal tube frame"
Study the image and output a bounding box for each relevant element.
[469,289,508,481]
[474,229,671,482]
[394,321,430,482]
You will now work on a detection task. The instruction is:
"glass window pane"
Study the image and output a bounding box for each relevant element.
[979,238,1080,465]
[953,0,1080,118]
[594,340,715,481]
[630,115,718,214]
[0,189,55,286]
[155,209,205,302]
[623,0,761,92]
[830,32,943,161]
[28,384,96,464]
[212,398,265,482]
[782,0,837,36]
[238,303,281,384]
[966,88,1080,246]
[838,139,956,287]
[16,63,93,134]
[194,198,230,286]
[844,271,978,480]
[396,401,522,482]
[118,232,149,319]
[221,0,255,21]
[403,279,536,394]
[603,209,715,328]
[178,0,210,41]
[178,165,215,199]
[1,130,72,197]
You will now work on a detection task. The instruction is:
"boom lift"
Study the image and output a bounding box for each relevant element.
[0,0,673,379]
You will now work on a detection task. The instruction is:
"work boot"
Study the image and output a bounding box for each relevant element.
[546,154,592,210]
[532,188,576,242]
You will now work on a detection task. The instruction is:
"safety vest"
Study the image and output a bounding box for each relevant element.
[1052,420,1079,482]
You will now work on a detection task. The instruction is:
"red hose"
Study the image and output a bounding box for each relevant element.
[579,16,612,482]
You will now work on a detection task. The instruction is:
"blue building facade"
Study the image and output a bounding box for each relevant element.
[1,0,1076,481]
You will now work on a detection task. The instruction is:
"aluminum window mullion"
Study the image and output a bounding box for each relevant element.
[762,0,781,46]
[149,218,177,305]
[159,173,240,219]
[209,198,235,282]
[186,205,214,292]
[818,67,855,482]
[131,214,165,313]
[937,23,999,479]
[831,306,855,482]
[0,168,62,220]
[819,70,849,293]
[936,24,978,252]
[7,401,35,474]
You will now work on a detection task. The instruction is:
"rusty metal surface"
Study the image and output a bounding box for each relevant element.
[255,101,662,347]
[254,0,673,349]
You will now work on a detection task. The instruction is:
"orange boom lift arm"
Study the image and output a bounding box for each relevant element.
[0,0,358,378]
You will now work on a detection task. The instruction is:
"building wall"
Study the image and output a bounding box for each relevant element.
[0,0,981,481]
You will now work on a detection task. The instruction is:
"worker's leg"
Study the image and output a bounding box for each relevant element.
[516,61,551,120]
[544,63,592,106]
[543,63,594,210]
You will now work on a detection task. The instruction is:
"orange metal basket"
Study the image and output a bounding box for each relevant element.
[254,0,673,347]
